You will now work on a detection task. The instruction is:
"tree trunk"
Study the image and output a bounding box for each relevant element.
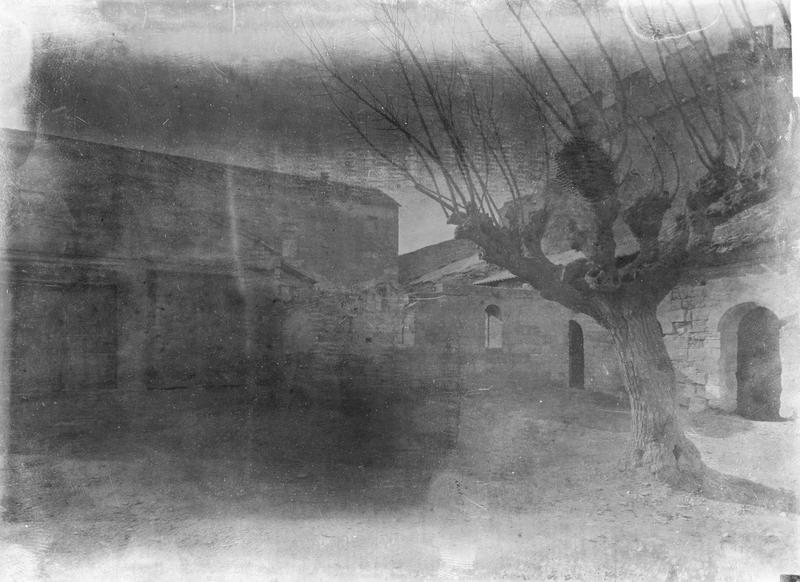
[604,300,704,480]
[600,299,796,510]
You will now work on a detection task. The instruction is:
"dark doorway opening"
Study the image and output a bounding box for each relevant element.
[736,306,782,420]
[568,320,584,389]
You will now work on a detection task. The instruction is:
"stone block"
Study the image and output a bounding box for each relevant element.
[686,347,706,362]
[703,383,722,400]
[688,395,709,412]
[672,321,691,335]
[681,366,707,385]
[687,335,705,347]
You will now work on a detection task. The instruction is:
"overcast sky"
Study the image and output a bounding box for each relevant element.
[0,0,788,251]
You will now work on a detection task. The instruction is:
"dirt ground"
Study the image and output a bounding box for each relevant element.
[1,385,798,581]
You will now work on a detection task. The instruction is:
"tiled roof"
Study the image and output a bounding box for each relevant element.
[407,254,488,286]
[399,239,480,283]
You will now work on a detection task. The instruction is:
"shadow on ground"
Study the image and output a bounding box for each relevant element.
[1,384,798,581]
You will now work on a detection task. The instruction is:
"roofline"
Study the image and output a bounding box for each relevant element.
[280,260,317,284]
[399,238,478,260]
[0,127,399,208]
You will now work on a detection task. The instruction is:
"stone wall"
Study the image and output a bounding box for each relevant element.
[658,263,800,416]
[3,128,407,453]
[5,256,313,452]
[404,283,624,396]
[4,128,399,289]
[269,286,463,453]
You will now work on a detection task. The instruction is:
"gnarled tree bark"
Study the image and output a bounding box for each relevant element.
[601,300,703,476]
[593,296,794,511]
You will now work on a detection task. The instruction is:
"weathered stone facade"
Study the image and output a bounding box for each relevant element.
[659,263,800,417]
[392,35,795,409]
[4,115,796,460]
[399,241,625,398]
[226,284,464,456]
[407,285,624,396]
[4,128,398,290]
[402,194,799,418]
[2,128,402,450]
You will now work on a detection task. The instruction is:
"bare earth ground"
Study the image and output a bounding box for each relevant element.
[1,385,798,581]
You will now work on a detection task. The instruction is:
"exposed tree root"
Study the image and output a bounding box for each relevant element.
[621,428,797,513]
[660,465,797,513]
[621,451,797,512]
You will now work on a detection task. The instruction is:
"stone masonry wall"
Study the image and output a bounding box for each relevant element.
[5,256,311,454]
[274,285,462,454]
[406,283,624,396]
[4,129,399,289]
[658,263,800,416]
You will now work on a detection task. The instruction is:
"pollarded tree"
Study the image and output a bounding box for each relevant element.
[306,0,796,506]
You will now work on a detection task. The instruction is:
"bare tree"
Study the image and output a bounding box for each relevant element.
[306,0,796,507]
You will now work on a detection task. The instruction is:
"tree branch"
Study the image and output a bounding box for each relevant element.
[453,207,598,317]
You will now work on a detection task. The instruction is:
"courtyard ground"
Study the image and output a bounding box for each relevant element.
[1,384,798,581]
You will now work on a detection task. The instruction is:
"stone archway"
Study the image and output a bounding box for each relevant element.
[718,303,783,420]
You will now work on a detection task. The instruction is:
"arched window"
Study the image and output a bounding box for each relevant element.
[401,311,415,347]
[485,304,503,349]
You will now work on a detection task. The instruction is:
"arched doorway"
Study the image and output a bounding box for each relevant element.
[485,305,503,349]
[735,306,782,420]
[568,320,584,389]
